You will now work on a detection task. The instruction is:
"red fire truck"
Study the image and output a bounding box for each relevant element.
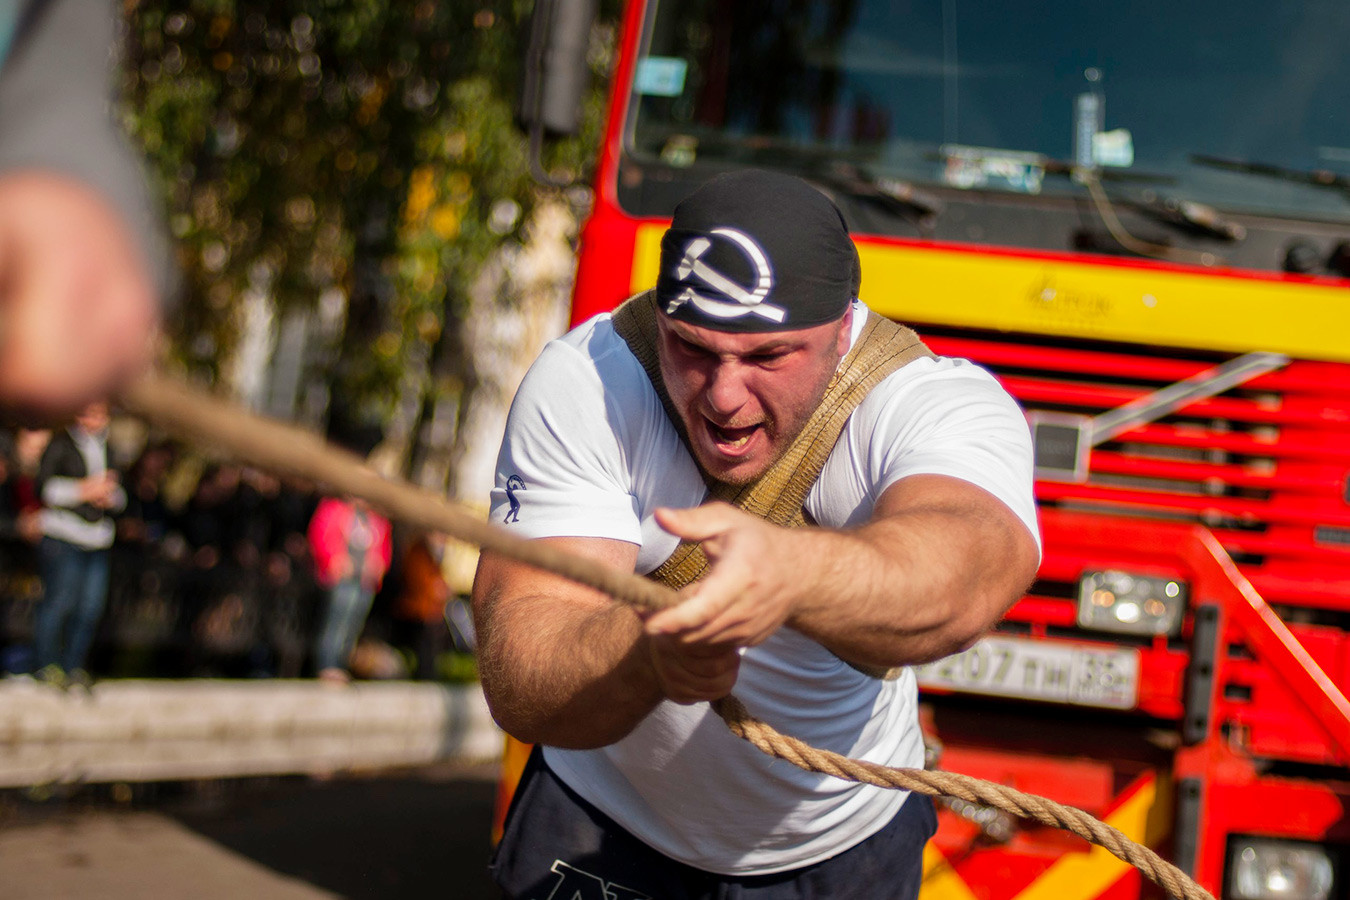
[508,2,1350,897]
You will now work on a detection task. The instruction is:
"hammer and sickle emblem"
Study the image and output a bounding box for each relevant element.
[665,227,786,323]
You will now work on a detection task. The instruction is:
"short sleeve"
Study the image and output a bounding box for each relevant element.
[490,338,643,544]
[861,357,1040,551]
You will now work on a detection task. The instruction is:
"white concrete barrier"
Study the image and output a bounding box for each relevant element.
[0,679,502,786]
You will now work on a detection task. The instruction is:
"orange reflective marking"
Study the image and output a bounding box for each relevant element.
[919,773,1172,900]
[1011,773,1172,900]
[922,841,982,900]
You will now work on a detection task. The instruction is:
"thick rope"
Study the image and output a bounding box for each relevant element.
[714,695,1203,899]
[118,373,1214,900]
[119,375,676,615]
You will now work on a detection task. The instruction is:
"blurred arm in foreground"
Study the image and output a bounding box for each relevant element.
[0,0,169,420]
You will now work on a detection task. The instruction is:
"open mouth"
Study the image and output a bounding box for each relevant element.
[707,420,761,452]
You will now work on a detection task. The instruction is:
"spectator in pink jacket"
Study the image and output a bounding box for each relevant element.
[307,496,392,683]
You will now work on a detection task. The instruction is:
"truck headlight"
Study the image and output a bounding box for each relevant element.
[1228,838,1335,900]
[1076,570,1186,636]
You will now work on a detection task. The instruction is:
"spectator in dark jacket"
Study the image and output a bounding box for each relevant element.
[0,428,46,673]
[34,401,124,686]
[108,441,181,668]
[0,429,44,564]
[0,430,25,559]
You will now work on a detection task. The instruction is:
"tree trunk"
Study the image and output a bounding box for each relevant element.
[435,199,577,593]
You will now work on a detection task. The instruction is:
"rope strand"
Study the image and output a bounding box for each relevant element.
[118,373,1214,900]
[714,696,1206,900]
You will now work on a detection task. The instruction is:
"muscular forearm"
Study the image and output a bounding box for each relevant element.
[787,507,1025,668]
[477,587,663,749]
[649,475,1040,671]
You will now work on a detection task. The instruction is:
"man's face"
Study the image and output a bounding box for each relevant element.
[656,307,852,485]
[75,401,109,434]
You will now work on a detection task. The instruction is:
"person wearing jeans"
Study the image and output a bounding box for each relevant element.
[35,534,111,677]
[307,496,391,683]
[34,401,124,686]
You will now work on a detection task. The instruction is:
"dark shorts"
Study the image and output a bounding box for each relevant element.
[491,747,936,900]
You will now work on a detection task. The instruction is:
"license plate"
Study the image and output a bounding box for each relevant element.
[913,636,1140,709]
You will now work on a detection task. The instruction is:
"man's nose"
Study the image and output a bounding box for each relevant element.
[704,363,750,415]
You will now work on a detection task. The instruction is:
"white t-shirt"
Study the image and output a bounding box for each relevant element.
[490,301,1039,875]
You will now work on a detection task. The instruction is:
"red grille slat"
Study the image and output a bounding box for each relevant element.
[1037,546,1350,607]
[1035,481,1350,528]
[1249,573,1350,608]
[1211,531,1350,561]
[927,336,1212,382]
[929,336,1350,394]
[935,329,1350,619]
[1002,375,1350,429]
[1108,423,1350,462]
[1004,596,1078,628]
[1089,452,1340,492]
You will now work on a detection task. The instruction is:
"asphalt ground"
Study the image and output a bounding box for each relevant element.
[0,761,502,900]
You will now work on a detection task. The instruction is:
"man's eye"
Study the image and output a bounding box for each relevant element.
[751,351,788,365]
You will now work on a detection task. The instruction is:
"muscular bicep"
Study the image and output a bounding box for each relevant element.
[873,472,1038,554]
[868,474,1040,647]
[471,534,642,689]
[471,536,658,746]
[855,359,1039,549]
[472,535,641,626]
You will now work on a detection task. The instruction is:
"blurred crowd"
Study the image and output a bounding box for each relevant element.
[0,413,475,688]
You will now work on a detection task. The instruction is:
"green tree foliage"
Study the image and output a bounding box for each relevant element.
[120,0,615,432]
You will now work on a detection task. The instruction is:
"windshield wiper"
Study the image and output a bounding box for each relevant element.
[1128,192,1246,242]
[1036,156,1177,186]
[650,133,944,233]
[807,161,943,233]
[1034,156,1246,243]
[1192,154,1350,197]
[921,147,1238,258]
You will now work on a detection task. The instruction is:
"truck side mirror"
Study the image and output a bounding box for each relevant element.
[519,0,599,185]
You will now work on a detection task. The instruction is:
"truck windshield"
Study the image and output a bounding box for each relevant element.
[627,0,1350,223]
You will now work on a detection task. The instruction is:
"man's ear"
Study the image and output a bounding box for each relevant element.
[835,304,854,358]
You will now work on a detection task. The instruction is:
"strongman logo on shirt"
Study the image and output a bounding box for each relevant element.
[504,475,525,523]
[540,860,650,900]
[664,227,786,324]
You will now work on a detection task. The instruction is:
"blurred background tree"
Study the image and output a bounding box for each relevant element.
[119,0,618,504]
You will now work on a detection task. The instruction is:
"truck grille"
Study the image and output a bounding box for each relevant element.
[923,325,1350,612]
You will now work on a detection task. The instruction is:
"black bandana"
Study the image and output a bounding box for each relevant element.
[654,170,860,333]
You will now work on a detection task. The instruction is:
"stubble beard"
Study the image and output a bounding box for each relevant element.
[689,377,832,487]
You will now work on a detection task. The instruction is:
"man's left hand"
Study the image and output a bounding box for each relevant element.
[643,503,803,649]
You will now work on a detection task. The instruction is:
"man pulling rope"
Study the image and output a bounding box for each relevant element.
[121,371,1210,900]
[473,170,1041,899]
[0,7,1207,893]
[110,170,1210,900]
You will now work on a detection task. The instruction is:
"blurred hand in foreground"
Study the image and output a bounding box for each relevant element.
[0,171,158,420]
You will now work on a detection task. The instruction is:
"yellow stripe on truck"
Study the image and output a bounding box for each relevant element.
[632,224,1350,363]
[921,843,981,900]
[1012,774,1172,900]
[915,774,1171,900]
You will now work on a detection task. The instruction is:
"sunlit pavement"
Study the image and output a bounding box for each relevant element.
[0,678,505,898]
[0,809,339,900]
[0,761,502,899]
